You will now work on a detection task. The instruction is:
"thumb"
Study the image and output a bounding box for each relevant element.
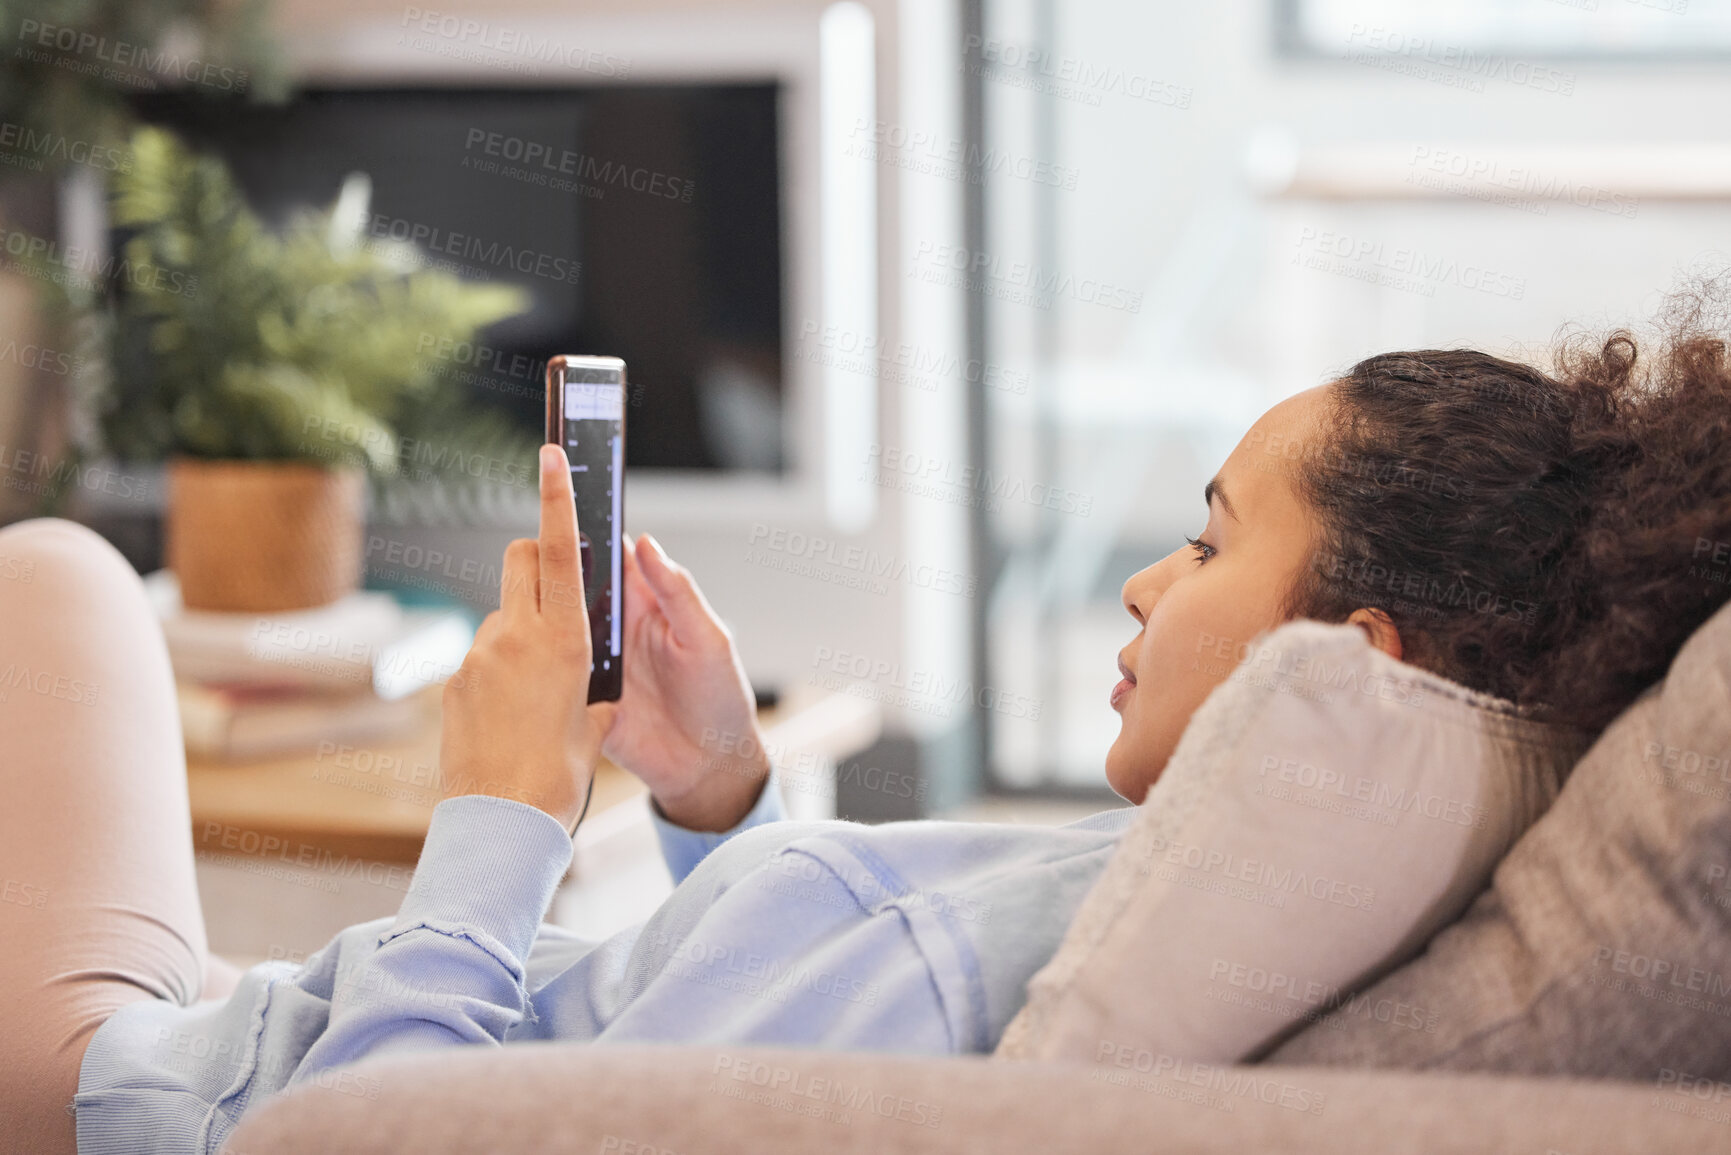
[578,700,620,779]
[636,535,718,636]
[587,700,620,739]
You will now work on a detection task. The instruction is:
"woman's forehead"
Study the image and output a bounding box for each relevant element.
[1220,385,1335,491]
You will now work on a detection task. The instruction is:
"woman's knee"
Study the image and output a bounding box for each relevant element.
[0,518,148,611]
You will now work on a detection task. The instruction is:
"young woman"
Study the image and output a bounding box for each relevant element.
[3,306,1729,1155]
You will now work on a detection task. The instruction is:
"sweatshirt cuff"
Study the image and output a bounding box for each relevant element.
[651,767,788,884]
[395,794,575,965]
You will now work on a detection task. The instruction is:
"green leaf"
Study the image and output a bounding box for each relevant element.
[77,125,535,481]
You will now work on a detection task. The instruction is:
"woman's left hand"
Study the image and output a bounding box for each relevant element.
[438,444,618,833]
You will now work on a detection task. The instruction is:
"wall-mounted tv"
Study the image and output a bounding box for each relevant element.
[129,84,786,472]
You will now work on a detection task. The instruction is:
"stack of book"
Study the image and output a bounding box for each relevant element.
[145,572,475,762]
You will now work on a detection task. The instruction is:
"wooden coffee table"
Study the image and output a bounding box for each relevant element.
[187,686,881,865]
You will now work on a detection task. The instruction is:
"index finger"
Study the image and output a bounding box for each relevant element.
[537,443,584,621]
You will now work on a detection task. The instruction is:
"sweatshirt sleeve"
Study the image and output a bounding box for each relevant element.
[292,793,574,1081]
[649,768,788,885]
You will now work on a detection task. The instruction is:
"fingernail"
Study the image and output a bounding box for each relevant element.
[540,444,561,473]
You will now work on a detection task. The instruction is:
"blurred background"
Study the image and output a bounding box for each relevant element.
[5,0,1731,831]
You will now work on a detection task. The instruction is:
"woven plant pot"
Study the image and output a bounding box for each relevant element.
[166,460,365,612]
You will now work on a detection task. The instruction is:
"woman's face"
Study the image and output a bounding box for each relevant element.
[1104,385,1332,803]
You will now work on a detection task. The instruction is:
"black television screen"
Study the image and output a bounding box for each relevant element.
[128,84,786,471]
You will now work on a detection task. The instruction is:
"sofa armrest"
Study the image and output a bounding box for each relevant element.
[223,1044,1719,1154]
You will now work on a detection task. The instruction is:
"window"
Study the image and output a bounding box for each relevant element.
[1281,0,1731,58]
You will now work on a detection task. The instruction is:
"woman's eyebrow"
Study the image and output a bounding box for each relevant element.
[1203,476,1240,522]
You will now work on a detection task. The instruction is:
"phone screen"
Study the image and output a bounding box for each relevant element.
[551,359,625,702]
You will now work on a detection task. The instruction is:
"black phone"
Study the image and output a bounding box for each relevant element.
[544,354,626,703]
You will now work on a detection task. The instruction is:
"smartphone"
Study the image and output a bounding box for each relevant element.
[544,354,626,703]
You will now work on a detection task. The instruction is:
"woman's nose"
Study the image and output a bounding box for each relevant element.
[1121,543,1190,623]
[1121,552,1179,625]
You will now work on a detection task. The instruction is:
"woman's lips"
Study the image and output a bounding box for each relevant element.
[1110,656,1136,709]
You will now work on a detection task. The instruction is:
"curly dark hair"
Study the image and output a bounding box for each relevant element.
[1282,289,1731,735]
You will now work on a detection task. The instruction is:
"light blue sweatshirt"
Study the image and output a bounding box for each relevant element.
[74,775,1133,1154]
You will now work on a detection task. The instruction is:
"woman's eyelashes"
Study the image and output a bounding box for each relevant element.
[1184,535,1217,564]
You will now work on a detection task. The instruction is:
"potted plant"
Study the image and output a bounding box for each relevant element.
[0,0,286,527]
[97,126,530,611]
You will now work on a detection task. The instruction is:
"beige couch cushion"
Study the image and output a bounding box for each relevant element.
[1269,597,1731,1077]
[221,1043,1730,1154]
[996,619,1585,1065]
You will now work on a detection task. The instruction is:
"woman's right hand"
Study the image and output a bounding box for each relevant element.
[601,534,774,831]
